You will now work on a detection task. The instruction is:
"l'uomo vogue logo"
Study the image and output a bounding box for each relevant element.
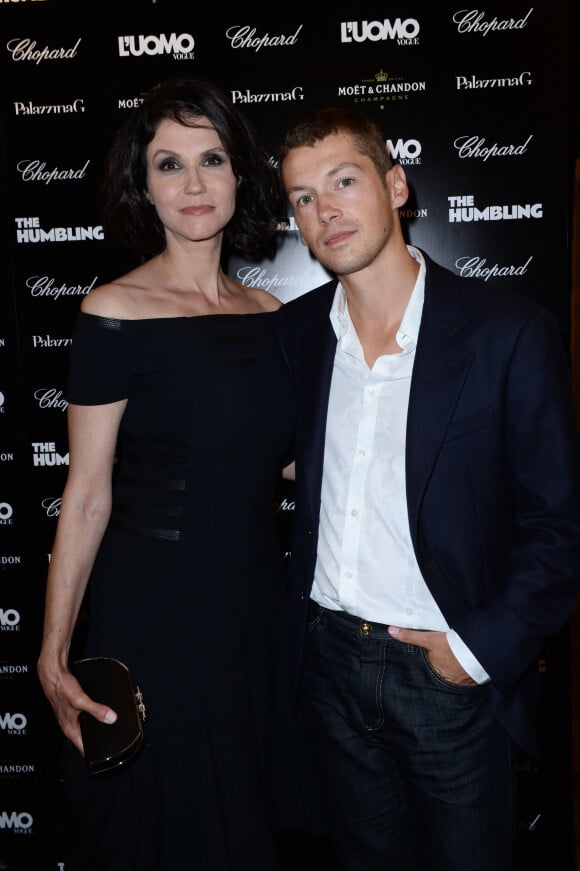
[0,713,27,734]
[341,19,420,44]
[448,195,542,222]
[6,37,80,63]
[0,609,20,630]
[15,217,103,243]
[16,159,90,184]
[0,811,33,833]
[452,8,533,36]
[0,503,13,525]
[118,33,194,59]
[388,138,422,165]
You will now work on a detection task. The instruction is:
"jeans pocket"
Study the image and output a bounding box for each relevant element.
[420,648,482,692]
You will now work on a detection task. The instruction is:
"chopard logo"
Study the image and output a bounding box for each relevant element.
[33,389,68,411]
[42,497,61,518]
[27,275,97,299]
[16,159,90,183]
[225,25,303,51]
[6,37,80,62]
[456,255,533,280]
[236,266,294,296]
[454,134,532,160]
[452,8,533,35]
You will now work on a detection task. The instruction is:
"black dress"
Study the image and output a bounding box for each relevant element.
[60,310,300,870]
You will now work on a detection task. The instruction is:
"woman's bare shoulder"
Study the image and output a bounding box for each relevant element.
[250,287,283,312]
[80,266,150,319]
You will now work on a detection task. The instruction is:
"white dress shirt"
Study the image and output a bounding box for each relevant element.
[311,246,489,684]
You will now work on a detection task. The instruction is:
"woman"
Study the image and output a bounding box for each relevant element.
[37,77,296,870]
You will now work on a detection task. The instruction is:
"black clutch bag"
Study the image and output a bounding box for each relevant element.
[72,656,146,776]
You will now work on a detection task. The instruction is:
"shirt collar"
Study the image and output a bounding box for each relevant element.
[329,245,426,351]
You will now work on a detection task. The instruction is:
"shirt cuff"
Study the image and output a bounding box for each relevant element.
[446,630,491,685]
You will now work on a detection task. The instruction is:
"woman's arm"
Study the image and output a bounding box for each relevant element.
[37,399,127,754]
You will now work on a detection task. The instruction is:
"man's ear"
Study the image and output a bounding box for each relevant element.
[386,164,409,208]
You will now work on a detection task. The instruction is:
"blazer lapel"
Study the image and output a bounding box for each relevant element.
[406,261,474,545]
[297,289,337,515]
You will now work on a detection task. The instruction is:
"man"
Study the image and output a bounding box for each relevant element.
[277,107,580,870]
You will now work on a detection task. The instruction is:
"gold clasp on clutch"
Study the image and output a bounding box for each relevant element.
[135,686,146,721]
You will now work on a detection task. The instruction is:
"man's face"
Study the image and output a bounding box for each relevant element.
[282,132,404,278]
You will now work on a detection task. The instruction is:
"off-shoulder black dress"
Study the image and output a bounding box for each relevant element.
[60,310,299,870]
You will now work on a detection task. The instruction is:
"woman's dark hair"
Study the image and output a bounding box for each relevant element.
[279,107,393,180]
[102,77,284,257]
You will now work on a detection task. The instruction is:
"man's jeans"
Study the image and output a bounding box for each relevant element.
[302,602,517,871]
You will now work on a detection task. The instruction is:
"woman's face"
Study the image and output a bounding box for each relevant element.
[144,117,239,247]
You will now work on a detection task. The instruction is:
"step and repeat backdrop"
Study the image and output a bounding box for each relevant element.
[0,1,576,868]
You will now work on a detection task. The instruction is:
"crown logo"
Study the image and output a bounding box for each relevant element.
[375,69,388,82]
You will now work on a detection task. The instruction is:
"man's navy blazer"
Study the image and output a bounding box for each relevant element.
[278,251,580,756]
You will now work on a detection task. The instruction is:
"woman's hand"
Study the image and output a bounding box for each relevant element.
[37,660,117,755]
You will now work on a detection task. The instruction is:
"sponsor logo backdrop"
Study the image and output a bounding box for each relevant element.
[0,1,575,867]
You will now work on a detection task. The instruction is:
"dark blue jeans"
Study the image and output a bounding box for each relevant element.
[302,602,517,871]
